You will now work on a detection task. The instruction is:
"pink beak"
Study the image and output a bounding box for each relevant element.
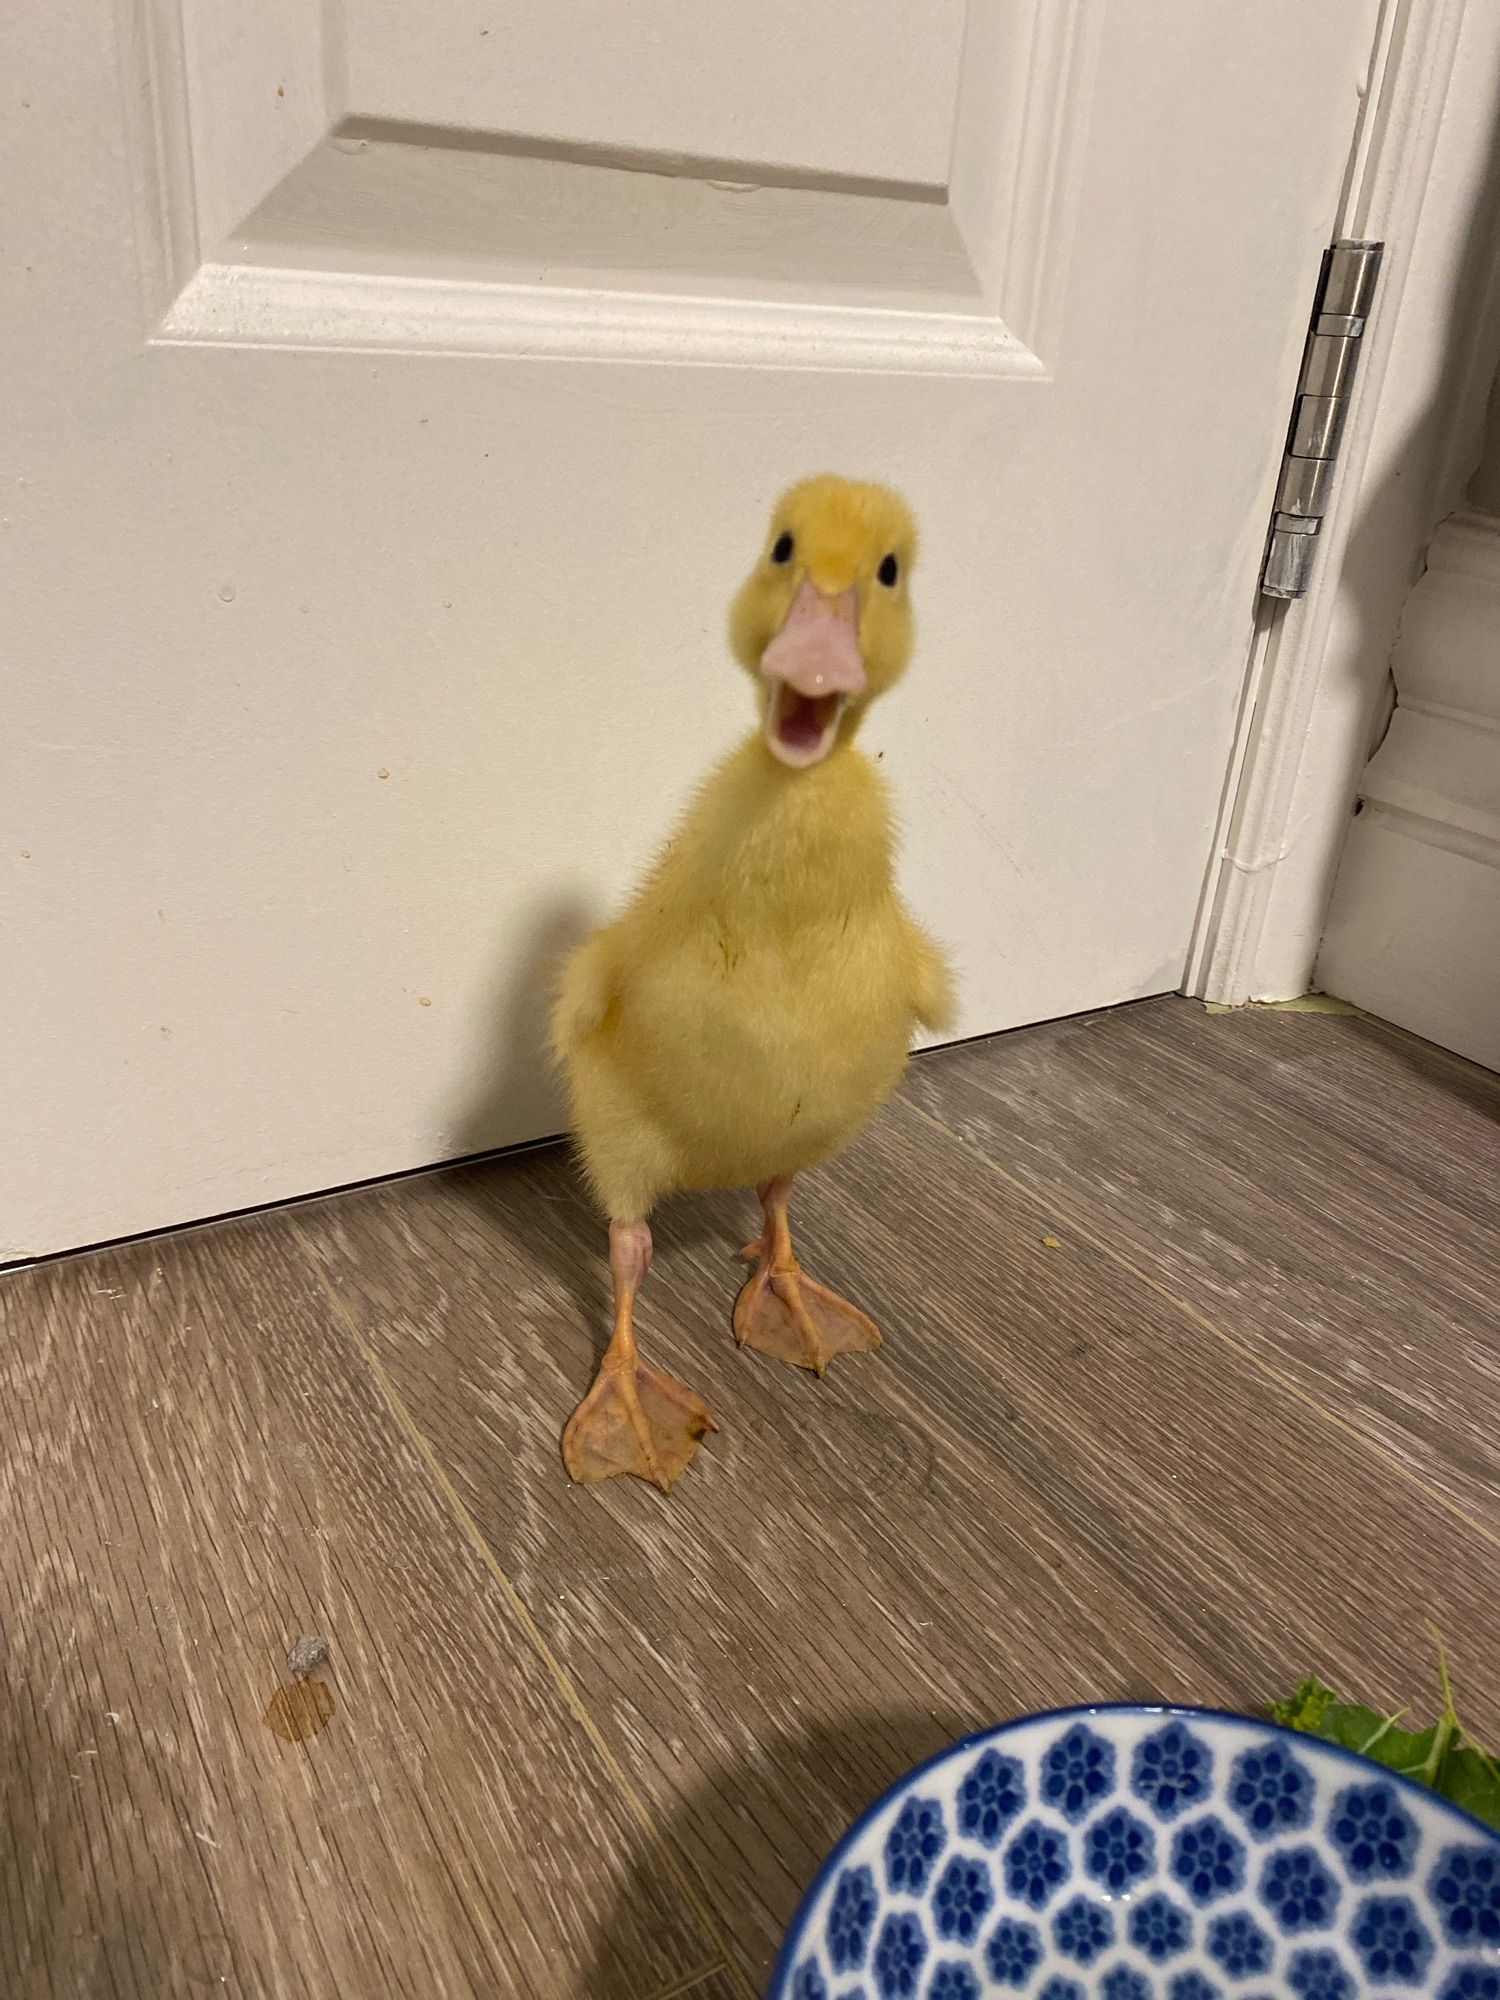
[759,579,865,697]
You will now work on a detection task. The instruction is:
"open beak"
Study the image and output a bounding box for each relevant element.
[759,579,864,768]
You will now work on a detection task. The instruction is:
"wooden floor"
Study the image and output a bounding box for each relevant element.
[4,997,1498,2000]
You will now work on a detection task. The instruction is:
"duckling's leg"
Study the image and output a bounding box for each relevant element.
[734,1177,881,1375]
[562,1220,717,1492]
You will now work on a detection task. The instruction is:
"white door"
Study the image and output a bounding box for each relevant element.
[5,0,1379,1257]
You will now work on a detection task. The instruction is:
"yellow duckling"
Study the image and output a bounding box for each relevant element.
[552,474,953,1491]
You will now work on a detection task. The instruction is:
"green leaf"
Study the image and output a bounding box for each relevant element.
[1268,1631,1500,1834]
[1269,1677,1340,1731]
[1316,1704,1438,1776]
[1438,1743,1500,1832]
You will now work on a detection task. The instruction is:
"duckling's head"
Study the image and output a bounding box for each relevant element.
[730,474,917,769]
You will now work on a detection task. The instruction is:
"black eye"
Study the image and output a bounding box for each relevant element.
[771,530,794,564]
[877,552,899,587]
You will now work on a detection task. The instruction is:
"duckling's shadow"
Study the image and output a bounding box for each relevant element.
[444,893,601,1325]
[447,894,581,1163]
[444,895,736,1346]
[652,1186,752,1259]
[586,1705,970,2000]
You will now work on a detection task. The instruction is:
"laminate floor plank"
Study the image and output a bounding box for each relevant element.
[298,1010,1500,1992]
[9,997,1497,1999]
[0,1220,714,2000]
[904,998,1500,1523]
[295,1145,1205,1989]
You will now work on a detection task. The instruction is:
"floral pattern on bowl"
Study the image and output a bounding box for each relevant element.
[769,1706,1500,2000]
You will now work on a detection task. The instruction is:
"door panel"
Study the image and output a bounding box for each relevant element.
[344,0,971,188]
[4,0,1378,1253]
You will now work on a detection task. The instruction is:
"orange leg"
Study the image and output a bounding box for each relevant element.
[733,1177,881,1376]
[562,1221,717,1493]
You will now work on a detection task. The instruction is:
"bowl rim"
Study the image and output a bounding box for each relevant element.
[766,1699,1500,2000]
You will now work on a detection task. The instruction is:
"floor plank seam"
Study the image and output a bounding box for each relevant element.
[639,1959,734,2000]
[899,1094,1500,1555]
[294,1226,759,2000]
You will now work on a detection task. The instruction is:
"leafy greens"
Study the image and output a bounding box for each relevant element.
[1270,1634,1500,1834]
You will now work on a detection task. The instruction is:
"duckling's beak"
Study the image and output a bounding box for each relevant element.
[760,579,864,769]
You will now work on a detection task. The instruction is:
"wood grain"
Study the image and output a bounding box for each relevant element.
[6,997,1497,1999]
[297,1004,1500,1992]
[903,997,1500,1522]
[295,1146,1208,1986]
[0,1220,713,1999]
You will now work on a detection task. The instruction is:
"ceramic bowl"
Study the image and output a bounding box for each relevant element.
[768,1705,1500,2000]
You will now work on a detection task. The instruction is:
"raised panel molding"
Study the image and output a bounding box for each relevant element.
[127,0,1098,375]
[157,263,1045,375]
[1317,510,1500,1071]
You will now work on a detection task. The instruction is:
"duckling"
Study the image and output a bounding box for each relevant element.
[551,474,953,1491]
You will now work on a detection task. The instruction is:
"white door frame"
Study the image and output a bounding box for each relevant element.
[1188,0,1500,1005]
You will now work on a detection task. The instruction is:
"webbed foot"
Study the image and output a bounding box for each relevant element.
[733,1177,881,1375]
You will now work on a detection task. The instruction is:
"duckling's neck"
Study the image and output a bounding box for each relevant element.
[689,731,895,927]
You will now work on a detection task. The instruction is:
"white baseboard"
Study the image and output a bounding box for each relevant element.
[1317,511,1500,1069]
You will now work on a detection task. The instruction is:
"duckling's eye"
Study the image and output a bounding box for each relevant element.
[770,530,794,565]
[877,552,900,587]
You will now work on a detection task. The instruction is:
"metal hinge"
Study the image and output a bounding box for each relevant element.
[1260,239,1384,599]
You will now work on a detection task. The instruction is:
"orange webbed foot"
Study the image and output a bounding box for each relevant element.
[563,1217,716,1493]
[733,1261,881,1375]
[562,1357,716,1492]
[732,1176,881,1375]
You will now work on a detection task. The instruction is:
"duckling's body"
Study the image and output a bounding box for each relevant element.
[552,474,952,1492]
[557,736,950,1217]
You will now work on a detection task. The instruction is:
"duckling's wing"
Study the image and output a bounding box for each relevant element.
[549,930,618,1063]
[901,905,956,1036]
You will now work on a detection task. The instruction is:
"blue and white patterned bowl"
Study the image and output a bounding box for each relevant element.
[768,1706,1500,2000]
